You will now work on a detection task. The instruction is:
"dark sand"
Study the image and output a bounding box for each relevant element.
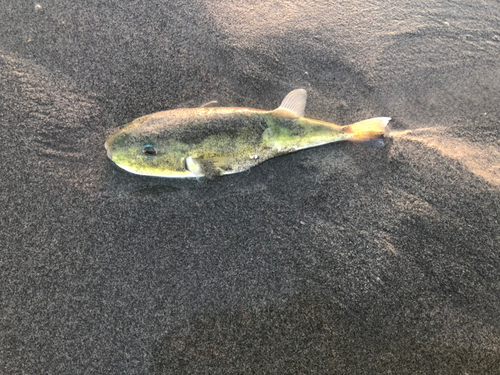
[1,1,500,374]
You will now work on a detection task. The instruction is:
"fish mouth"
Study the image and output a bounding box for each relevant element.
[104,141,113,160]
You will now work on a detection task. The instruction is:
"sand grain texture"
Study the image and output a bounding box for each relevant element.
[1,1,499,374]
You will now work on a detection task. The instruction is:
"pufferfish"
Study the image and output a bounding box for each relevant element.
[105,89,390,179]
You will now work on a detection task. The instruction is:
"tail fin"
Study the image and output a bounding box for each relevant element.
[343,117,391,143]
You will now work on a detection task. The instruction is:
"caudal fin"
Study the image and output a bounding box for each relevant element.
[343,117,391,143]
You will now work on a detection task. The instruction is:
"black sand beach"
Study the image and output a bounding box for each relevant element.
[1,1,500,373]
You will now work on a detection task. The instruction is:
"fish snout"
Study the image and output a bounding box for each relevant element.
[104,141,113,161]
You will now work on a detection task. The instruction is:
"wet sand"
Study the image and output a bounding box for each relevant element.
[1,1,499,373]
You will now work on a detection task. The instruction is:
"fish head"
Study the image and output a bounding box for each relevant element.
[104,114,193,177]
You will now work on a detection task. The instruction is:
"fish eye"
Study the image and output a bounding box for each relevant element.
[142,145,157,156]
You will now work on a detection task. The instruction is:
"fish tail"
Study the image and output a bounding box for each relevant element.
[343,117,391,143]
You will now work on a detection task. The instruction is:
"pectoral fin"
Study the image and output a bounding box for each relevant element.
[271,89,307,119]
[185,156,237,179]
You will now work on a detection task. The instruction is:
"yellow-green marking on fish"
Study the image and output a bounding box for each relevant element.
[105,89,390,178]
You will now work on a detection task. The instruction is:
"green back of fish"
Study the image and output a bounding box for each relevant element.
[106,107,348,177]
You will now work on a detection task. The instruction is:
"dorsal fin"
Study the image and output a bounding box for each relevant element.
[200,100,218,108]
[271,89,307,119]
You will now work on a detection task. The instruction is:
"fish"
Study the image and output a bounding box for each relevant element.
[104,89,390,179]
